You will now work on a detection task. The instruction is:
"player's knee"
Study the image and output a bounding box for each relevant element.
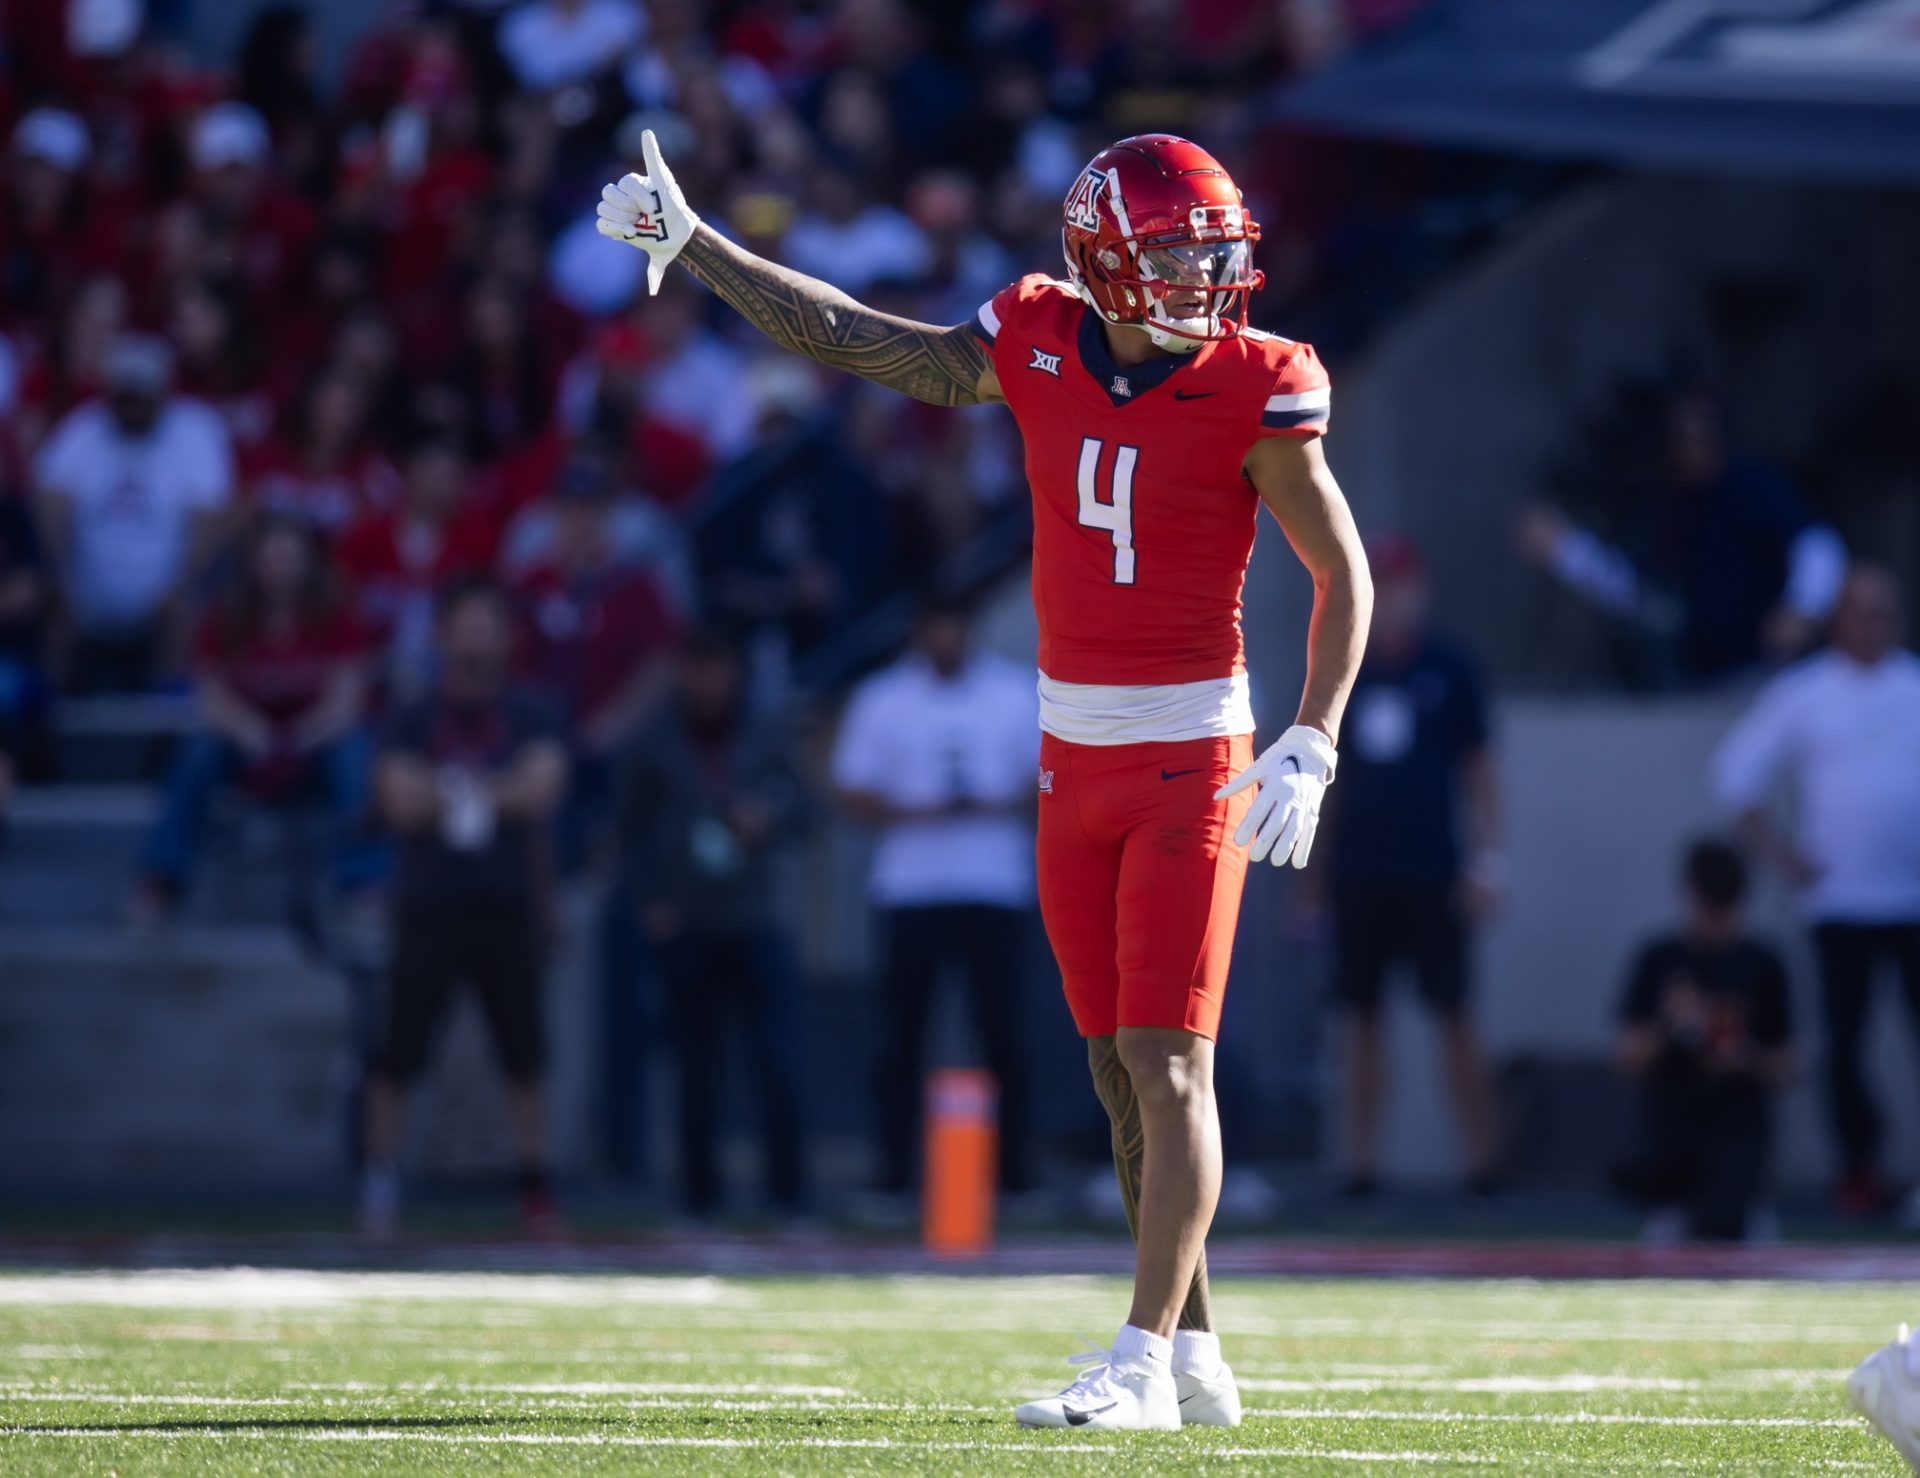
[1116,1030,1212,1109]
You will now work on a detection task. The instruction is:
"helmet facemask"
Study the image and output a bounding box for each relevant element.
[1135,237,1257,352]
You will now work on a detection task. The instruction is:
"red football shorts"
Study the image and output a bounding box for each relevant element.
[1035,731,1255,1042]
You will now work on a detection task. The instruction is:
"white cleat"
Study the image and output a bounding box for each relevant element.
[1016,1345,1179,1431]
[1175,1362,1242,1426]
[1848,1323,1920,1473]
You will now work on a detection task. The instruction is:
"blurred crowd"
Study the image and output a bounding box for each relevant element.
[0,0,1451,1227]
[0,0,1448,817]
[4,2,1916,1242]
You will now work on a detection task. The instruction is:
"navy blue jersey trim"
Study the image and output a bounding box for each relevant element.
[1077,309,1193,407]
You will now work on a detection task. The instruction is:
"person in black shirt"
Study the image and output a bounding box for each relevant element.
[620,628,811,1219]
[1316,536,1502,1195]
[1613,838,1795,1241]
[359,577,569,1239]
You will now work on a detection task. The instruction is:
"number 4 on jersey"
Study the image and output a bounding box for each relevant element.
[1076,436,1138,585]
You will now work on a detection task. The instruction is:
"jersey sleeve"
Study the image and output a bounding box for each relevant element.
[972,273,1070,360]
[1256,340,1331,440]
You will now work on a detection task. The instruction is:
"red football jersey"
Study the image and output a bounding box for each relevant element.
[974,274,1330,688]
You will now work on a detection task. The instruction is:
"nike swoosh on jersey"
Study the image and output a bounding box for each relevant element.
[1160,767,1205,781]
[1064,1401,1119,1425]
[1172,389,1218,400]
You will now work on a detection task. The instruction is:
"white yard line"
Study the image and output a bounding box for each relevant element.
[1239,1368,1855,1392]
[0,1426,1495,1462]
[0,1271,731,1309]
[1240,1376,1700,1394]
[0,1389,1867,1432]
[283,1380,853,1397]
[1270,1318,1891,1344]
[1246,1406,1858,1429]
[0,1394,295,1407]
[0,1426,1885,1470]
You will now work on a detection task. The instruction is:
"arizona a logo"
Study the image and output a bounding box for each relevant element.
[1063,166,1111,233]
[629,186,670,242]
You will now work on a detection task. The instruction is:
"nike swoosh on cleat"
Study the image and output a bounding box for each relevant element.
[1172,389,1217,400]
[1160,767,1205,781]
[1063,1401,1118,1426]
[1178,1394,1197,1404]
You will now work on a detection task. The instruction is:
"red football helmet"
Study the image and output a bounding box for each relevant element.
[1061,134,1264,353]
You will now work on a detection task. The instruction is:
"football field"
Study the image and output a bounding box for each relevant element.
[0,1268,1906,1474]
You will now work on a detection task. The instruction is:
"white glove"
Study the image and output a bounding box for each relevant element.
[1216,724,1338,869]
[595,128,700,296]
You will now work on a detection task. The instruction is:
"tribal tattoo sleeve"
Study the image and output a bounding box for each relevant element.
[679,226,996,407]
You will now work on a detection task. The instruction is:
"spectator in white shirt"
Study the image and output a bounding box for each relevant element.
[33,335,234,692]
[1712,564,1920,1217]
[832,591,1040,1199]
[498,0,646,93]
[782,164,932,298]
[635,272,756,462]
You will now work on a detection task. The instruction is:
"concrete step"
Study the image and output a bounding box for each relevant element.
[0,927,355,1186]
[0,785,321,927]
[49,694,196,785]
[0,884,606,1189]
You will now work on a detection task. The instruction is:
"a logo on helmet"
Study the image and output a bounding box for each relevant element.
[1064,167,1111,233]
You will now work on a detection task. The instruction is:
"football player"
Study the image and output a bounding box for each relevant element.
[599,131,1371,1432]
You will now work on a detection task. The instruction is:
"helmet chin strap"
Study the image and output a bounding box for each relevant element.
[1141,305,1216,353]
[1142,321,1208,353]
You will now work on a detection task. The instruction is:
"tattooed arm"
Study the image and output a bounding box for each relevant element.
[678,225,1003,408]
[596,133,1000,407]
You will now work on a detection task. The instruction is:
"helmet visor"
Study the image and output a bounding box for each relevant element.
[1139,238,1254,291]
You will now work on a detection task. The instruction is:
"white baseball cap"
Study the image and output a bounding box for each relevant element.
[13,108,91,172]
[190,102,271,171]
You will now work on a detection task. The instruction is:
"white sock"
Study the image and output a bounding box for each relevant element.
[1111,1323,1172,1368]
[1173,1328,1223,1377]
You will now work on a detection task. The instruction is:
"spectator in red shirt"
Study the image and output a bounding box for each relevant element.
[516,459,679,869]
[322,305,408,449]
[337,435,502,701]
[247,371,402,537]
[11,273,127,461]
[133,513,378,922]
[0,108,122,339]
[235,6,331,198]
[447,276,558,459]
[517,460,679,758]
[166,275,274,453]
[186,102,316,311]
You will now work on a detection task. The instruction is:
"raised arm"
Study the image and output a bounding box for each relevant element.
[679,226,999,407]
[598,131,1000,408]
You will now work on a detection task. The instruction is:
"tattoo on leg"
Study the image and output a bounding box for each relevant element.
[1087,1035,1212,1333]
[680,227,993,406]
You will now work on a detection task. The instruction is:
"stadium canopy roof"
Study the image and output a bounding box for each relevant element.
[1280,0,1920,184]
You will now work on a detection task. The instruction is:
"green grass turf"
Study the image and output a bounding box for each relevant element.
[0,1269,1908,1474]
